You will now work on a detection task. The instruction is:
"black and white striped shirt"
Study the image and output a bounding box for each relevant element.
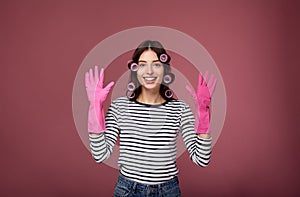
[89,97,212,184]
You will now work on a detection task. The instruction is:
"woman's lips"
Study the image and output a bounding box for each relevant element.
[143,77,157,84]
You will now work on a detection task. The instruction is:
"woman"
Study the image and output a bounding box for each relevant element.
[85,40,216,197]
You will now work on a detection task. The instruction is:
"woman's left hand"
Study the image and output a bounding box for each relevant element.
[186,71,217,134]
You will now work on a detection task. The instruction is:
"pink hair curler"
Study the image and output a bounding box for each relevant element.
[159,54,168,63]
[127,82,135,91]
[163,74,172,84]
[165,89,173,98]
[126,90,135,99]
[130,63,138,71]
[127,60,138,71]
[127,60,133,69]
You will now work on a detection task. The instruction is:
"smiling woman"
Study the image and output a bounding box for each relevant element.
[127,40,175,103]
[85,40,217,197]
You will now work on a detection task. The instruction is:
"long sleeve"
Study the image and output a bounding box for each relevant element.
[87,97,212,184]
[88,101,120,163]
[180,104,212,167]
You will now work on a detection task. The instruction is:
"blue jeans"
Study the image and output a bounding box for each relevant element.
[114,174,181,197]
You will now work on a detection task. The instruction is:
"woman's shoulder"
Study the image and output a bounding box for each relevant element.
[111,96,129,103]
[110,96,131,106]
[167,98,191,108]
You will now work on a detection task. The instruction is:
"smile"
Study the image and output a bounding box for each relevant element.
[143,77,157,81]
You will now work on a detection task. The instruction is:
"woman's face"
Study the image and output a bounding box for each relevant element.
[137,50,164,92]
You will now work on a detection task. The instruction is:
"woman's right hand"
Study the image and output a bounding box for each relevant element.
[85,66,114,133]
[85,66,115,105]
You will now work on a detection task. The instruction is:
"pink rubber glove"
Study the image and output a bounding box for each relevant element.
[85,66,114,134]
[186,71,217,134]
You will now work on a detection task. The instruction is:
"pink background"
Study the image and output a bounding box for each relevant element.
[1,0,299,196]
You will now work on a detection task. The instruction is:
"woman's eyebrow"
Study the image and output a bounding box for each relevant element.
[138,59,160,63]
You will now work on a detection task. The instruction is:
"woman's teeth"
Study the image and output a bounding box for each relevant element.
[144,77,156,81]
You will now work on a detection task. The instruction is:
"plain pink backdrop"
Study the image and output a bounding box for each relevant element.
[1,0,299,196]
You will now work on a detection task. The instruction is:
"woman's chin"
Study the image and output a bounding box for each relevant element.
[142,83,160,91]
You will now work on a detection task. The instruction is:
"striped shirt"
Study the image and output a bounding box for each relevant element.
[89,97,212,184]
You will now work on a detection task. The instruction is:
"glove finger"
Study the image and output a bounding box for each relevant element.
[203,71,209,86]
[85,72,91,87]
[210,78,217,95]
[99,68,104,88]
[89,68,94,85]
[185,85,196,100]
[198,72,203,87]
[207,74,215,89]
[104,81,115,92]
[94,66,99,83]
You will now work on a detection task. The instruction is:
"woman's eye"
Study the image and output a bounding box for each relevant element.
[139,63,146,67]
[153,63,162,67]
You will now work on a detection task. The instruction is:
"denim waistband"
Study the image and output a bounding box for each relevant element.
[118,173,179,191]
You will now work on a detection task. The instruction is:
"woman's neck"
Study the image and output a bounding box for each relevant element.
[137,88,165,104]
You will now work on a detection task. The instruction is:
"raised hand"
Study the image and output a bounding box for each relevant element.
[186,71,217,134]
[85,66,115,134]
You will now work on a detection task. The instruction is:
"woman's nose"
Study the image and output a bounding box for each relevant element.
[146,64,154,74]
